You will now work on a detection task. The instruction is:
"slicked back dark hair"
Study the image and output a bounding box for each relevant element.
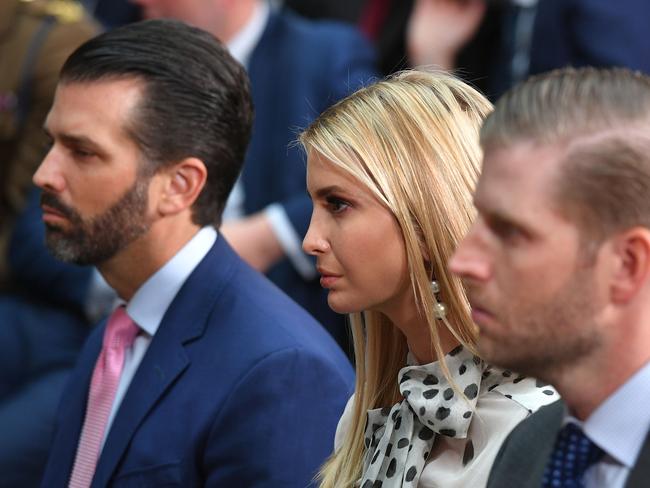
[59,19,254,226]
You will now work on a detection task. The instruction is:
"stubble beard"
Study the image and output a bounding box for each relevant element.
[478,266,604,382]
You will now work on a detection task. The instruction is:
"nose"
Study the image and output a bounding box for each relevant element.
[33,146,65,194]
[302,213,329,256]
[448,223,492,283]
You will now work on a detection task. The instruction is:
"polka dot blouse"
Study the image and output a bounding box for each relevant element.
[334,345,559,488]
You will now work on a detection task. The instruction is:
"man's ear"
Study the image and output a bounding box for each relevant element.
[609,227,650,304]
[156,157,207,217]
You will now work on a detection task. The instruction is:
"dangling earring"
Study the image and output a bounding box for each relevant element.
[431,280,447,320]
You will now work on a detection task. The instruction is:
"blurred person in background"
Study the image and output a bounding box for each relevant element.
[81,0,141,28]
[0,0,96,289]
[406,0,650,99]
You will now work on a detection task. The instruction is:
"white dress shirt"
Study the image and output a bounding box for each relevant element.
[99,226,217,450]
[564,360,650,488]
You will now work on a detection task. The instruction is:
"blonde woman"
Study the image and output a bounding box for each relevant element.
[300,71,558,488]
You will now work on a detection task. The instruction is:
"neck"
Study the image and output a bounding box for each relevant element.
[213,0,258,43]
[384,296,460,365]
[98,215,201,301]
[546,319,650,420]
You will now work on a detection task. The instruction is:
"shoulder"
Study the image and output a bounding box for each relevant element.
[19,0,99,66]
[480,366,559,415]
[334,394,356,451]
[485,400,563,488]
[271,9,367,44]
[217,260,328,340]
[21,0,85,23]
[262,9,373,65]
[169,239,352,389]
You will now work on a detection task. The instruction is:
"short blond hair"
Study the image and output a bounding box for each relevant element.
[482,67,650,240]
[299,70,492,488]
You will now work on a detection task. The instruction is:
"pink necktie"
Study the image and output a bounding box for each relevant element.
[69,306,139,488]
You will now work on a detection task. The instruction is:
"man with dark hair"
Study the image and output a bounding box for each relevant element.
[38,19,353,487]
[449,67,650,487]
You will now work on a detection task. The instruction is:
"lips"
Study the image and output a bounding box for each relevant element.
[471,306,494,325]
[41,204,66,218]
[40,193,72,218]
[317,266,342,289]
[39,193,76,228]
[466,293,496,326]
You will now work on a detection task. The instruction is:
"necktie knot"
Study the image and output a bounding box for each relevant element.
[542,422,605,488]
[104,306,139,350]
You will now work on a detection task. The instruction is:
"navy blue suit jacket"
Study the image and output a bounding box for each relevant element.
[40,235,354,487]
[530,0,650,76]
[242,10,376,344]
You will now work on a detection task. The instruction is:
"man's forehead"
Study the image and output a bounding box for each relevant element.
[481,140,566,182]
[475,140,567,212]
[45,78,146,152]
[49,78,143,120]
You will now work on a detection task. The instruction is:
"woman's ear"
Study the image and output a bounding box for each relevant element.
[609,227,650,304]
[156,157,207,217]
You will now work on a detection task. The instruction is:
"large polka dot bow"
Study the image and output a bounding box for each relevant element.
[360,346,482,487]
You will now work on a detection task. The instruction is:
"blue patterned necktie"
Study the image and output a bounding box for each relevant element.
[542,422,605,488]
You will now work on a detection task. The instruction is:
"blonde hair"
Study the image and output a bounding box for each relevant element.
[481,67,650,241]
[299,70,492,488]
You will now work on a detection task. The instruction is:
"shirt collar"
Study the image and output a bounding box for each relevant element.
[564,360,650,467]
[227,0,270,68]
[126,226,217,336]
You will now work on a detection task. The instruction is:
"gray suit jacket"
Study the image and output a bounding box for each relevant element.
[487,400,650,488]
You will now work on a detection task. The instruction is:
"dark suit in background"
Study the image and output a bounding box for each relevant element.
[489,0,650,99]
[529,0,650,77]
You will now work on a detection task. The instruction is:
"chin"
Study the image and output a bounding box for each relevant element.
[327,294,362,315]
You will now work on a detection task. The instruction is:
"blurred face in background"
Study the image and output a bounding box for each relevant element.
[132,0,230,36]
[303,151,413,317]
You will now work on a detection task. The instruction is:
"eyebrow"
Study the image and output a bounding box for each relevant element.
[43,127,103,151]
[310,185,348,199]
[475,195,520,226]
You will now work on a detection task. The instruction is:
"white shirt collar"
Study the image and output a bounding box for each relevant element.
[126,226,217,336]
[565,360,650,467]
[227,0,270,68]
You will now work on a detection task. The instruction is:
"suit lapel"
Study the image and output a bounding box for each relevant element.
[90,236,237,487]
[43,329,103,487]
[625,429,650,487]
[519,400,565,486]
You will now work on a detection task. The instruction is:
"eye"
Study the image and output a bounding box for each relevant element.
[70,146,95,159]
[490,218,524,242]
[42,135,54,152]
[325,195,351,214]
